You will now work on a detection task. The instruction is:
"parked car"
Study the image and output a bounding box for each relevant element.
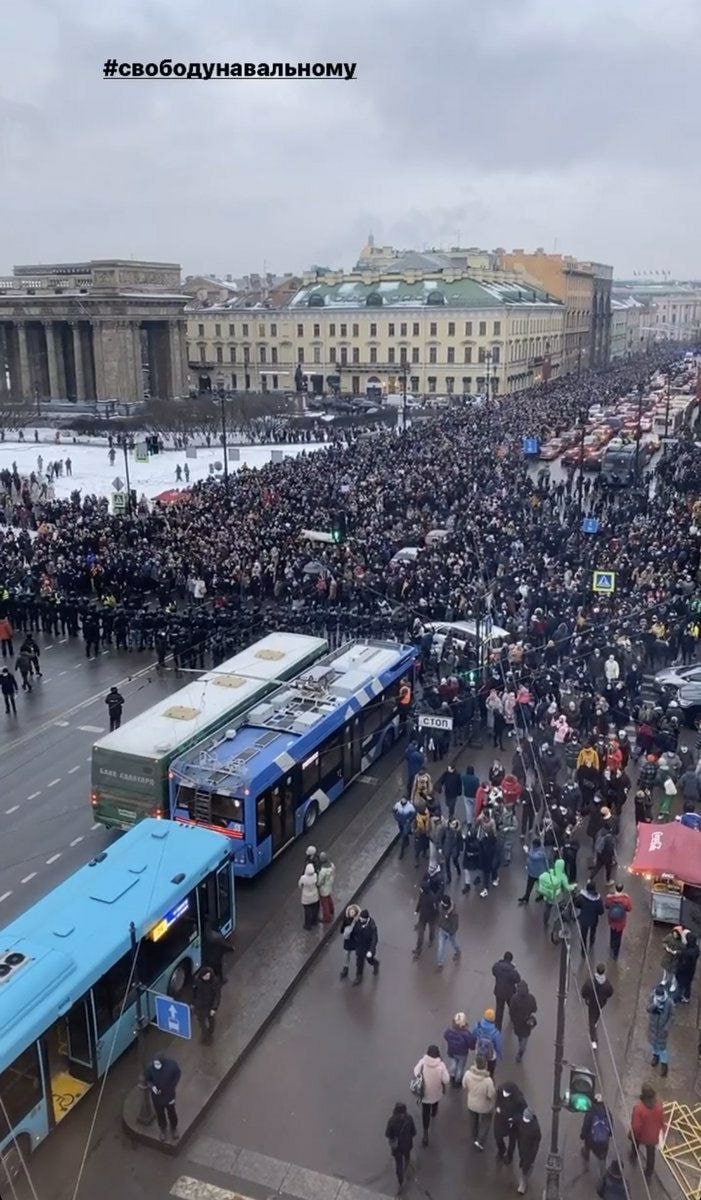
[539,438,564,461]
[677,681,701,728]
[653,663,701,697]
[424,618,509,661]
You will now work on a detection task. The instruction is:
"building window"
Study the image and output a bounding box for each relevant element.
[216,346,223,364]
[352,323,359,337]
[388,322,395,336]
[447,346,455,364]
[271,347,278,364]
[198,324,205,337]
[229,346,236,363]
[413,322,419,336]
[329,323,336,336]
[464,346,472,363]
[199,345,206,363]
[411,347,419,363]
[492,377,499,395]
[231,374,237,389]
[448,321,455,336]
[478,347,486,363]
[313,323,320,337]
[493,320,501,335]
[465,321,472,336]
[491,346,500,364]
[340,347,347,365]
[410,375,419,392]
[228,323,235,337]
[243,346,250,364]
[242,323,249,336]
[259,346,267,364]
[369,347,377,364]
[446,377,454,394]
[462,376,471,394]
[352,347,359,364]
[297,347,304,363]
[271,323,277,336]
[370,322,377,336]
[430,322,437,336]
[399,347,408,365]
[215,324,221,337]
[340,323,347,337]
[261,374,268,392]
[352,375,360,394]
[400,322,407,336]
[297,323,303,337]
[478,321,486,336]
[427,376,437,393]
[258,323,265,338]
[329,347,336,362]
[272,374,278,388]
[313,348,321,364]
[429,346,437,364]
[388,347,395,364]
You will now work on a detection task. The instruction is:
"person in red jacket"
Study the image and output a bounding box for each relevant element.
[629,1083,665,1179]
[604,883,633,961]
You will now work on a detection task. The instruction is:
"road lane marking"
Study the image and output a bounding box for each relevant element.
[69,836,84,847]
[68,765,81,774]
[5,805,19,814]
[57,670,68,676]
[44,644,54,650]
[58,638,68,644]
[46,854,61,864]
[101,649,110,655]
[47,778,61,788]
[171,1179,254,1200]
[20,873,37,884]
[91,823,101,830]
[0,892,12,903]
[27,791,41,800]
[54,718,69,725]
[78,725,104,733]
[73,664,82,670]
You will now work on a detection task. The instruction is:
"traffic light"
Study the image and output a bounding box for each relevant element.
[565,1065,596,1112]
[331,512,347,544]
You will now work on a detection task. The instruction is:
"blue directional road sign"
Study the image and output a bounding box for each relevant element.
[522,437,540,456]
[592,570,616,594]
[154,993,192,1040]
[582,517,600,534]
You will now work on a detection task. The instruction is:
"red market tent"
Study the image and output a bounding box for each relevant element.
[631,822,701,887]
[153,489,191,505]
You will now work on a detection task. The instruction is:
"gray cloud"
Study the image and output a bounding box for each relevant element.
[0,0,698,277]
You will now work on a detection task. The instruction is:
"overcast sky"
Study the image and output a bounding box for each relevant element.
[1,0,698,280]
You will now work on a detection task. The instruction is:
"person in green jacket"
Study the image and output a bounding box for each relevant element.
[537,858,574,932]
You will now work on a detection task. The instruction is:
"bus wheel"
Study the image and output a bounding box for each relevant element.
[303,802,318,831]
[167,959,191,998]
[1,1135,30,1183]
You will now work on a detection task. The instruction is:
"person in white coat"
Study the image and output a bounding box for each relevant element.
[413,1044,450,1146]
[462,1053,497,1150]
[604,655,620,683]
[298,863,319,929]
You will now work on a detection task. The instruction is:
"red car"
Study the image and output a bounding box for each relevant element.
[539,439,564,461]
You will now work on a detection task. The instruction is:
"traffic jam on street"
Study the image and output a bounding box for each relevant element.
[0,345,700,1200]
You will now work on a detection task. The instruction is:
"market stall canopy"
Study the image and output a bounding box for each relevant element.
[153,489,191,505]
[631,822,701,886]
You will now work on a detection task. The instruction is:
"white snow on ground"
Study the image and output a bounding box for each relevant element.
[0,440,323,501]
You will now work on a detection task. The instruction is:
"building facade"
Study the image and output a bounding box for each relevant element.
[0,260,189,403]
[612,281,701,344]
[185,269,565,398]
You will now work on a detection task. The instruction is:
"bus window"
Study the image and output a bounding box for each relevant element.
[211,793,244,824]
[362,696,385,737]
[319,732,343,791]
[257,792,271,841]
[92,952,136,1036]
[215,863,233,933]
[0,1046,42,1139]
[137,894,197,989]
[300,752,320,798]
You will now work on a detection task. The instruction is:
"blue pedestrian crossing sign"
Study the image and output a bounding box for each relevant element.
[592,570,616,594]
[582,517,600,534]
[154,993,192,1040]
[522,437,540,456]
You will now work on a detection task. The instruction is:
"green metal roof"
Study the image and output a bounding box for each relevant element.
[289,277,561,310]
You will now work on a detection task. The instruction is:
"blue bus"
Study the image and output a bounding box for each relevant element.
[0,820,234,1180]
[169,639,417,875]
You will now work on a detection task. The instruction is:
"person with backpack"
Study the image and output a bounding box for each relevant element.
[385,1101,416,1194]
[647,983,674,1077]
[471,1008,503,1077]
[462,1053,496,1150]
[604,883,633,960]
[574,879,605,957]
[591,819,617,885]
[580,1095,612,1183]
[412,1044,449,1147]
[443,1012,475,1086]
[597,1159,627,1199]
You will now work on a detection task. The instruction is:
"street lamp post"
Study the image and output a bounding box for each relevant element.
[130,921,154,1126]
[664,370,672,439]
[544,932,570,1200]
[575,408,586,559]
[119,435,133,516]
[219,388,229,488]
[485,351,492,403]
[401,362,408,432]
[634,381,645,483]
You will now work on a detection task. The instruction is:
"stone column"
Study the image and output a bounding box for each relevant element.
[132,324,144,400]
[91,321,106,399]
[16,321,31,399]
[168,320,187,398]
[71,322,86,399]
[44,322,61,398]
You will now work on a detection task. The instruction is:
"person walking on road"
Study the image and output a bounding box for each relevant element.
[472,1008,503,1077]
[339,904,360,979]
[350,909,379,985]
[492,950,520,1030]
[629,1083,665,1179]
[1,667,18,715]
[604,883,632,960]
[581,964,614,1050]
[435,895,461,969]
[413,1044,450,1147]
[19,635,41,676]
[509,980,538,1062]
[647,983,674,1076]
[443,1012,475,1086]
[385,1101,416,1194]
[192,964,221,1044]
[105,686,124,731]
[0,615,14,658]
[16,649,33,692]
[317,852,335,923]
[145,1056,181,1142]
[580,1096,612,1183]
[493,1080,526,1162]
[204,922,233,983]
[515,1106,542,1194]
[437,763,462,820]
[393,795,415,859]
[413,865,442,958]
[298,863,319,929]
[575,879,605,958]
[462,1053,496,1150]
[518,837,548,905]
[674,930,699,1003]
[597,1159,627,1199]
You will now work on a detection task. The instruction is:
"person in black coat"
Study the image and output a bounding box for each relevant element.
[1,667,18,715]
[493,1081,526,1162]
[574,880,605,956]
[515,1107,542,1194]
[192,964,221,1043]
[349,909,379,985]
[597,1159,627,1199]
[145,1056,181,1141]
[204,922,234,983]
[491,951,521,1031]
[580,1097,612,1182]
[385,1101,416,1193]
[509,980,538,1062]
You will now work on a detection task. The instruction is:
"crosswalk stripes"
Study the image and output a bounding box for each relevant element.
[171,1179,253,1200]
